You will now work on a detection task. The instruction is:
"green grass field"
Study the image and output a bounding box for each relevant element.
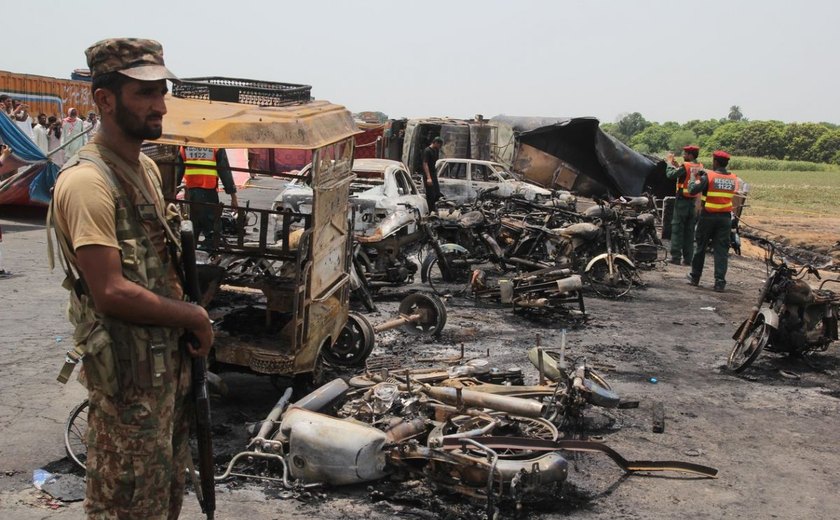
[736,169,840,216]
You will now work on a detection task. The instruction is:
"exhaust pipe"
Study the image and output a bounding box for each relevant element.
[424,386,545,418]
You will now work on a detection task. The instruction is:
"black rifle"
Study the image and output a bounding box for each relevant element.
[179,220,216,520]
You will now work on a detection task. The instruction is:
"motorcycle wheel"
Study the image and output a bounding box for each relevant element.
[727,317,770,373]
[513,237,550,266]
[421,252,471,296]
[587,258,634,299]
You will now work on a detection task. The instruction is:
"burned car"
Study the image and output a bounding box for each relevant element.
[435,158,576,209]
[273,158,429,236]
[273,159,430,288]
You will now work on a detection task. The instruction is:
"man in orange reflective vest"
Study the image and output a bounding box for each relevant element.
[686,150,736,292]
[665,145,703,265]
[177,146,238,242]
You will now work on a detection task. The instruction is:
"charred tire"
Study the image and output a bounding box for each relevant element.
[397,292,447,336]
[421,252,471,296]
[64,399,89,471]
[587,258,634,299]
[728,317,770,373]
[322,312,375,367]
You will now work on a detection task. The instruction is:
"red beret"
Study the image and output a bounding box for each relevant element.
[682,145,700,153]
[712,150,731,160]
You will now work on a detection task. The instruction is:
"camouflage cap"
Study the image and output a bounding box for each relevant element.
[85,38,178,81]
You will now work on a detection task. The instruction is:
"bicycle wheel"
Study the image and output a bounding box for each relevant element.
[64,399,89,471]
[728,318,770,373]
[587,258,634,299]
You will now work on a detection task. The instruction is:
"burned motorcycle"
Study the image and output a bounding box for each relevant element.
[728,238,840,373]
[548,201,638,298]
[610,195,663,265]
[493,199,582,271]
[421,188,510,294]
[470,266,586,317]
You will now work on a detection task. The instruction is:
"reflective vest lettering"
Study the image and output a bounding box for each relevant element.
[182,146,219,190]
[702,170,736,213]
[676,162,703,198]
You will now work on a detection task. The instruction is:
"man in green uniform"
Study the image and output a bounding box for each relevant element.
[686,150,737,292]
[665,145,703,265]
[50,38,214,519]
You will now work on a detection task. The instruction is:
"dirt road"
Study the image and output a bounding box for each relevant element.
[1,196,839,519]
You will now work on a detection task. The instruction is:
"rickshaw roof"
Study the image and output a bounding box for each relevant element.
[156,96,362,149]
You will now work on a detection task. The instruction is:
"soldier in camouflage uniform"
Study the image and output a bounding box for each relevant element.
[49,39,214,519]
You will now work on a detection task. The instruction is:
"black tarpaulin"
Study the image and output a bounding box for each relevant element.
[492,116,669,198]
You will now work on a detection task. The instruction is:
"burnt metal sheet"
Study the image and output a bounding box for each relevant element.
[156,96,362,150]
[305,138,354,361]
[492,116,668,198]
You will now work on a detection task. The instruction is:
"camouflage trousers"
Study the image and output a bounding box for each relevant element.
[84,348,192,520]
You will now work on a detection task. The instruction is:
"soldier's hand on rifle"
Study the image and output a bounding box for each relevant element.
[185,305,214,357]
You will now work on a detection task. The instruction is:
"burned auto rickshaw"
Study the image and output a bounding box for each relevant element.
[147,79,376,378]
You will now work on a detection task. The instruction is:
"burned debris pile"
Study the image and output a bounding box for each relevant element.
[211,343,717,516]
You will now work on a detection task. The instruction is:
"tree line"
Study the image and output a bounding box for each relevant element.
[601,108,840,164]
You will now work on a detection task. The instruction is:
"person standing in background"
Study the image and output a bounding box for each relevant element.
[422,136,443,211]
[665,145,703,265]
[11,100,34,140]
[177,146,239,242]
[686,150,737,292]
[47,116,66,167]
[61,108,87,157]
[33,113,50,154]
[84,111,100,135]
[0,95,12,116]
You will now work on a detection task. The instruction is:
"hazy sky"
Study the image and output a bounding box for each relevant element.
[4,0,838,124]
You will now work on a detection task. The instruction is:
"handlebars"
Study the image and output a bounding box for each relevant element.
[755,237,823,280]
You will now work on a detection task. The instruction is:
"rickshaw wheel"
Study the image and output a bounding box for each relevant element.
[322,312,375,367]
[397,293,447,336]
